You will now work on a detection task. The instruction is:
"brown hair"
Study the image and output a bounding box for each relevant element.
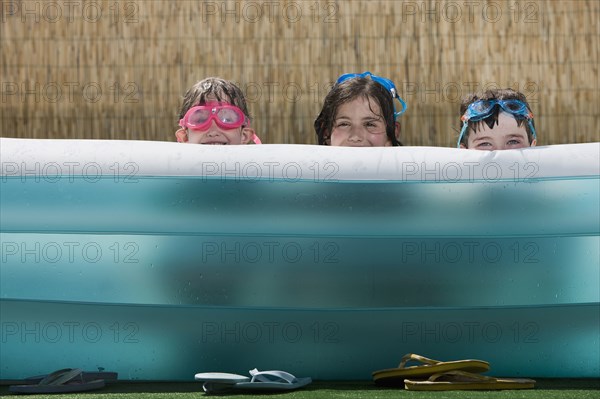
[314,77,402,146]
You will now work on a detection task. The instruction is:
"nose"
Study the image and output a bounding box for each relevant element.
[347,127,365,142]
[205,120,221,136]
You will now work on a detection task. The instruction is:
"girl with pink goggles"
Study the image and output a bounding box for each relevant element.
[179,101,262,144]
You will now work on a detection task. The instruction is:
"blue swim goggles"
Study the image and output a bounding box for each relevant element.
[457,99,536,148]
[336,71,407,118]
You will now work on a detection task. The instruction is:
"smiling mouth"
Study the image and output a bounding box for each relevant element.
[202,142,227,145]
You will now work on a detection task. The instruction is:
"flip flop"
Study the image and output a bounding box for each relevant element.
[24,369,118,384]
[233,368,312,391]
[194,369,311,393]
[404,370,536,391]
[9,368,106,394]
[194,372,250,394]
[194,372,250,384]
[372,353,490,384]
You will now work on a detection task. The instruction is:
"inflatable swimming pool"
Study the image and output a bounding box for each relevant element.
[1,138,598,380]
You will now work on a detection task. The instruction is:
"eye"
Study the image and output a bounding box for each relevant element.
[189,109,210,124]
[364,120,385,132]
[218,109,240,123]
[507,139,523,145]
[475,142,492,148]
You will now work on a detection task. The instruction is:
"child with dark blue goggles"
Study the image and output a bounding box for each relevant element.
[457,99,536,148]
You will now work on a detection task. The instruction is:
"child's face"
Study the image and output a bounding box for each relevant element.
[461,112,536,151]
[176,96,254,145]
[330,97,392,147]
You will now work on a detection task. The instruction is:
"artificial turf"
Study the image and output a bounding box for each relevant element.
[1,379,599,399]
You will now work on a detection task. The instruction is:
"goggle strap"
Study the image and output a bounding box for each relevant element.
[394,96,408,117]
[456,122,469,148]
[528,120,537,140]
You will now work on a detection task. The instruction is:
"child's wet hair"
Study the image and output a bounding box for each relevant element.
[459,88,536,147]
[179,77,251,121]
[314,77,402,146]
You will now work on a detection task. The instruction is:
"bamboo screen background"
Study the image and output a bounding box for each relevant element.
[1,0,598,146]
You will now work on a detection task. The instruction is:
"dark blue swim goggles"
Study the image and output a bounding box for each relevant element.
[336,71,407,118]
[457,99,537,148]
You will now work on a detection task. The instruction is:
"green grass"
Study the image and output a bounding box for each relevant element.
[1,380,599,399]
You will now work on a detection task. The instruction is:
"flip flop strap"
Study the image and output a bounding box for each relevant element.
[38,368,83,386]
[398,353,441,368]
[428,370,498,383]
[249,369,297,384]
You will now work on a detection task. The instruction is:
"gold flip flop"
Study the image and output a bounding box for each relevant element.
[404,370,536,391]
[373,353,490,384]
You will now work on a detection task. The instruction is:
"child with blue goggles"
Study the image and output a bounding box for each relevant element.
[314,72,407,147]
[458,88,537,150]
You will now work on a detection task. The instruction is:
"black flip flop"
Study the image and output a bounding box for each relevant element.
[9,368,107,394]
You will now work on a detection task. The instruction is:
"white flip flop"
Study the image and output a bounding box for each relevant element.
[233,368,312,391]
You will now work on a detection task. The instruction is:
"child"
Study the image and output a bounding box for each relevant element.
[457,88,537,150]
[314,72,407,147]
[176,77,261,145]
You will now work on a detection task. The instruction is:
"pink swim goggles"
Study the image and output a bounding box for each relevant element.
[179,102,261,144]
